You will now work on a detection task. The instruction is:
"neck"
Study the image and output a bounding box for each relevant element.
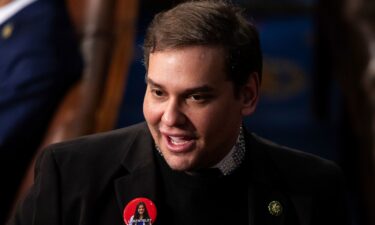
[0,0,12,7]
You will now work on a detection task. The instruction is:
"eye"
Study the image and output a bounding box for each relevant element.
[187,94,212,103]
[150,88,165,98]
[154,90,163,96]
[189,94,204,101]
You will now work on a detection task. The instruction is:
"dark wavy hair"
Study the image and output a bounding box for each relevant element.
[143,0,262,94]
[132,202,151,225]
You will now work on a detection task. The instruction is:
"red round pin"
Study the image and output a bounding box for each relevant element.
[123,197,157,225]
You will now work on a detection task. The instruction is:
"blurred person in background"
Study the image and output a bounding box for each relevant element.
[0,0,82,222]
[315,0,375,224]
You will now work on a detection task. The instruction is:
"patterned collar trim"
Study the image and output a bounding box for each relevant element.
[211,126,246,176]
[155,126,246,176]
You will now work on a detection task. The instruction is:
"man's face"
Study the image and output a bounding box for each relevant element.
[143,46,257,172]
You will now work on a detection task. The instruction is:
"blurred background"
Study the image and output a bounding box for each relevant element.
[1,0,375,224]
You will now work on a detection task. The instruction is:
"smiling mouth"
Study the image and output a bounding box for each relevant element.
[161,133,196,153]
[169,136,191,145]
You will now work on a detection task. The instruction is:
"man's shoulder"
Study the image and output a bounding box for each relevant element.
[45,122,150,165]
[251,133,339,171]
[248,133,344,191]
[33,122,152,187]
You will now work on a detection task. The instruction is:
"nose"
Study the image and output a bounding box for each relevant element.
[161,99,186,127]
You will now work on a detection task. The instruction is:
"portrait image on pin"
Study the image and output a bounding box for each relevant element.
[123,198,157,225]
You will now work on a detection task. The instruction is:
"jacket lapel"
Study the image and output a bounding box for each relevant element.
[248,184,256,225]
[289,194,312,225]
[246,132,312,225]
[113,125,161,222]
[114,163,160,214]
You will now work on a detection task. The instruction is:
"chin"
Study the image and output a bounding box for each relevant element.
[164,156,194,172]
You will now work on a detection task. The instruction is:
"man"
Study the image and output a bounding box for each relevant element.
[9,1,349,225]
[0,0,81,222]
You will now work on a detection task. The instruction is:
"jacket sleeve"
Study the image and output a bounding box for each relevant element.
[8,147,62,225]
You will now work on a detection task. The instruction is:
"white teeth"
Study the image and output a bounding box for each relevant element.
[169,136,189,145]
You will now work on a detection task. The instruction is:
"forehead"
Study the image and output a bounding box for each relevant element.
[148,45,225,67]
[147,46,227,88]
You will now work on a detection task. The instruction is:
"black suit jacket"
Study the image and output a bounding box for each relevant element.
[9,122,349,225]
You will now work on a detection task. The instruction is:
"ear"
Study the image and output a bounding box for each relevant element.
[240,72,260,116]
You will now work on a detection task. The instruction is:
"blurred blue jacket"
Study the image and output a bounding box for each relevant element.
[0,0,82,220]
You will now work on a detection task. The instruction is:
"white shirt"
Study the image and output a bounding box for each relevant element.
[0,0,38,25]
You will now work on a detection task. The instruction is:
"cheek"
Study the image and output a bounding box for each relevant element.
[143,94,159,124]
[185,105,226,131]
[190,101,242,133]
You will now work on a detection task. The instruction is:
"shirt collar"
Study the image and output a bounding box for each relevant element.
[211,126,246,176]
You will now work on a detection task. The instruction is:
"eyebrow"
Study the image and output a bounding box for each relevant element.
[145,77,216,94]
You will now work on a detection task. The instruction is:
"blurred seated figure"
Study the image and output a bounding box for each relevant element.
[315,0,375,224]
[0,0,82,222]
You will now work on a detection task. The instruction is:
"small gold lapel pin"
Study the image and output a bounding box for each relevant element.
[2,23,13,39]
[268,200,283,216]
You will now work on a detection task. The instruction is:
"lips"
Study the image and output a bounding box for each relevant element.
[160,131,196,153]
[169,136,190,145]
